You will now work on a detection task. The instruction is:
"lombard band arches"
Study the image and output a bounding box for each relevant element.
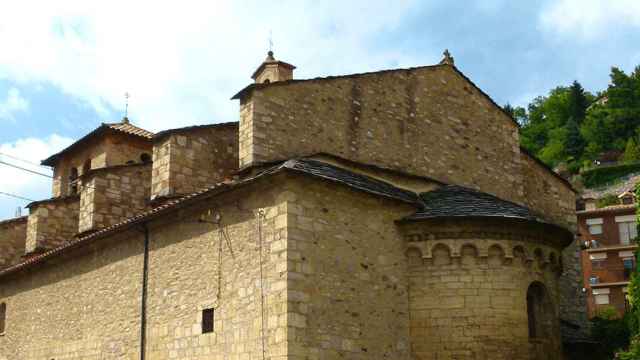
[431,243,451,266]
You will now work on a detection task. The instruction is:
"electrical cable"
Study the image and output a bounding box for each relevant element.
[0,152,51,169]
[0,160,53,178]
[0,191,36,202]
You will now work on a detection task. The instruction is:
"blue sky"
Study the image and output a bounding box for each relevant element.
[0,0,639,220]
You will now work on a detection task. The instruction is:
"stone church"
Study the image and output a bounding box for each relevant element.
[0,50,589,359]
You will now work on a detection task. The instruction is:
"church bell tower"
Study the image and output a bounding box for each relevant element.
[251,51,296,84]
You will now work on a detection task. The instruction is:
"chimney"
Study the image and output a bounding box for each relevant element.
[251,51,296,84]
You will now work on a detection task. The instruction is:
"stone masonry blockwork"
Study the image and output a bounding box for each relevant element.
[0,176,288,359]
[238,65,575,232]
[151,125,239,200]
[0,217,26,268]
[79,164,152,233]
[25,197,79,254]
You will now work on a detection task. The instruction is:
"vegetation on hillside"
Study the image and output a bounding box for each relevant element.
[507,66,640,175]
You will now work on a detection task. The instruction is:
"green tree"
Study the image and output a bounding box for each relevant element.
[567,80,589,124]
[503,103,528,125]
[622,138,640,164]
[565,117,584,161]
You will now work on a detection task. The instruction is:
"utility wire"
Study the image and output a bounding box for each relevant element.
[0,152,51,169]
[0,160,53,178]
[0,191,36,202]
[0,159,101,192]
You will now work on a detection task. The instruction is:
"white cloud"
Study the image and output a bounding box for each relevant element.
[0,135,73,220]
[0,87,29,121]
[0,0,422,132]
[540,0,640,40]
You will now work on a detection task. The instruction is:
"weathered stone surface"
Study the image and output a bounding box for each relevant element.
[151,124,238,200]
[0,176,287,360]
[0,58,582,360]
[0,217,26,268]
[78,164,152,233]
[52,131,152,197]
[25,196,79,254]
[400,219,567,360]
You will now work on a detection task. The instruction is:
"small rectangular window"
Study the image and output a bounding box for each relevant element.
[595,294,610,305]
[588,224,603,235]
[0,302,5,334]
[619,221,637,245]
[591,259,605,270]
[202,308,214,334]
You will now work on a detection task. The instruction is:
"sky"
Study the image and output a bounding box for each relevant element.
[0,0,639,220]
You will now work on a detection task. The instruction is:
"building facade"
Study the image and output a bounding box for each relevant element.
[0,51,588,359]
[579,192,637,318]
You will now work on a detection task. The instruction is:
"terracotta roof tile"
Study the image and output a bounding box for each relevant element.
[41,121,154,166]
[107,122,154,139]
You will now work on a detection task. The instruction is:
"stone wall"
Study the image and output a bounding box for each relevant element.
[0,217,27,268]
[151,124,238,200]
[520,152,576,230]
[401,219,566,360]
[0,175,288,359]
[25,196,79,254]
[78,164,151,233]
[52,132,152,197]
[238,65,524,206]
[237,65,577,231]
[281,175,416,359]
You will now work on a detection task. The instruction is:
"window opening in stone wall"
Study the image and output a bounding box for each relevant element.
[527,282,553,340]
[202,308,214,334]
[0,302,6,334]
[263,79,271,84]
[140,153,152,164]
[82,159,91,175]
[69,167,79,194]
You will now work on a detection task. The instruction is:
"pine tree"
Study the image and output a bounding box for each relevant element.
[565,117,584,161]
[568,80,588,124]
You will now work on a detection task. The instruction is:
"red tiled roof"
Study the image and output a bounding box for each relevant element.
[41,121,154,166]
[107,121,154,139]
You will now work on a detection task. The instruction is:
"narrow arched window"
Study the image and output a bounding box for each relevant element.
[69,167,79,194]
[527,282,553,340]
[140,153,152,164]
[82,159,91,175]
[0,302,6,334]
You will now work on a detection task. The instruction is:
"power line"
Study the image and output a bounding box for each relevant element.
[0,160,53,179]
[0,159,101,192]
[0,152,50,169]
[0,191,36,202]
